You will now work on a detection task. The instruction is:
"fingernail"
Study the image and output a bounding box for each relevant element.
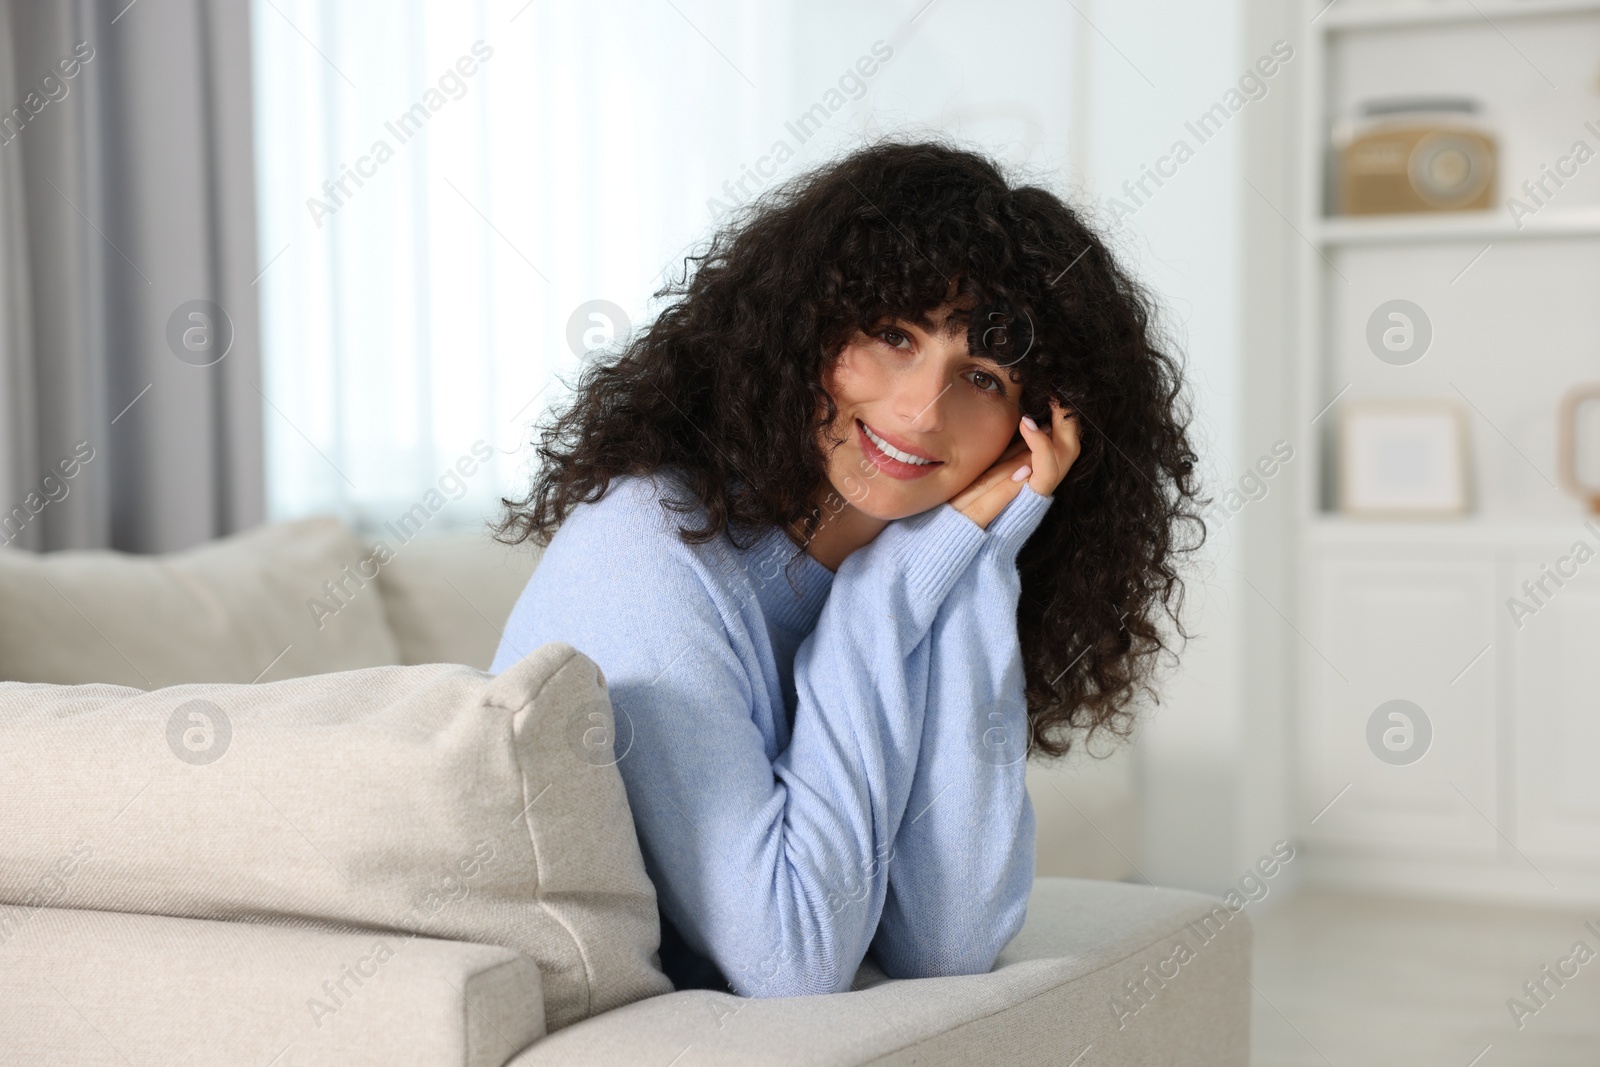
[1021,416,1038,431]
[1011,465,1031,482]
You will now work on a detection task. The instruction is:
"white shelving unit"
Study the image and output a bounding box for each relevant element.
[1316,205,1600,244]
[1320,0,1600,31]
[1292,0,1600,905]
[1306,515,1596,546]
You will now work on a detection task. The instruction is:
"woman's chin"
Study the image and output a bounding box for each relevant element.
[834,483,950,522]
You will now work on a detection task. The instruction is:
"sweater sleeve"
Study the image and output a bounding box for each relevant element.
[866,482,1054,979]
[488,475,990,999]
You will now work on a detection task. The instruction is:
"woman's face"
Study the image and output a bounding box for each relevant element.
[817,301,1025,521]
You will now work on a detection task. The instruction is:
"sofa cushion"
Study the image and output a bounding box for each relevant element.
[0,515,402,687]
[0,905,544,1067]
[0,642,673,1032]
[375,530,544,669]
[501,877,1252,1066]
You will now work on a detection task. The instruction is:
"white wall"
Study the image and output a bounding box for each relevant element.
[1073,0,1301,895]
[786,0,1077,180]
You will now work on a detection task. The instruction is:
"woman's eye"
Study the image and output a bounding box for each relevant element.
[968,370,1003,394]
[879,328,910,349]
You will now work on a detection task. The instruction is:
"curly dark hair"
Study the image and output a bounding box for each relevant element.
[493,138,1205,761]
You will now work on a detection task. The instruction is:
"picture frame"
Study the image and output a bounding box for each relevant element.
[1558,382,1600,514]
[1337,399,1470,519]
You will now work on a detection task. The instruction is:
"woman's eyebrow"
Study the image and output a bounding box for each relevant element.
[901,306,973,340]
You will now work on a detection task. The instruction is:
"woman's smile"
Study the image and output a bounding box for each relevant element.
[856,418,945,479]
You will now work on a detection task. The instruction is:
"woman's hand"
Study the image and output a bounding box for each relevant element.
[951,398,1080,531]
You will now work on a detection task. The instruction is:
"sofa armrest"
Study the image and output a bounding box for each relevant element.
[0,905,545,1067]
[503,876,1252,1067]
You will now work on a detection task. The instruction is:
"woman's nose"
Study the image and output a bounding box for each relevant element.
[896,364,951,432]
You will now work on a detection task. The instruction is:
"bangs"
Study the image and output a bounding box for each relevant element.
[846,271,1041,375]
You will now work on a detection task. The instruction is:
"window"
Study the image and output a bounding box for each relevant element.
[251,0,799,535]
[250,0,1078,536]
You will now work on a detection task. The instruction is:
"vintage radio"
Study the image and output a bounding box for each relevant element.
[1335,97,1496,215]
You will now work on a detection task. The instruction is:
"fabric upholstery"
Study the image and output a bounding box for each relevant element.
[0,905,543,1066]
[0,515,402,687]
[501,877,1252,1066]
[0,643,674,1032]
[375,530,544,669]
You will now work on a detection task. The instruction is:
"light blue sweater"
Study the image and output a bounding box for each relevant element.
[489,468,1054,997]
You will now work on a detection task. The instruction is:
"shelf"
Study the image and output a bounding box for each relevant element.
[1306,514,1600,547]
[1288,0,1600,910]
[1317,0,1600,33]
[1314,207,1600,245]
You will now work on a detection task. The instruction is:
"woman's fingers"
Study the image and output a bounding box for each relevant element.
[1017,414,1055,488]
[951,436,1032,528]
[957,468,1022,529]
[1017,397,1080,497]
[1054,399,1082,472]
[953,397,1083,526]
[1016,403,1058,492]
[949,436,1028,512]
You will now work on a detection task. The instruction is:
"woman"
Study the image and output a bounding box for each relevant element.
[490,140,1201,998]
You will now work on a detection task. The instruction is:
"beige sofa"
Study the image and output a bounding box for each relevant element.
[0,517,1250,1065]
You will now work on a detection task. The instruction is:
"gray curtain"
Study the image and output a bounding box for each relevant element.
[0,0,263,553]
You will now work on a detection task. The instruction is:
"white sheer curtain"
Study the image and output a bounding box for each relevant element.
[249,0,1088,536]
[249,0,800,533]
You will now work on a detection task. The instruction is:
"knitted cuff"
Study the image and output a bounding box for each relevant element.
[980,483,1054,563]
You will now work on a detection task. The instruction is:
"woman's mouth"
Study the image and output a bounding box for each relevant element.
[857,419,943,480]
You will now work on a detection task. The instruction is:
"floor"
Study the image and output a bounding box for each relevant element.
[1249,889,1600,1066]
